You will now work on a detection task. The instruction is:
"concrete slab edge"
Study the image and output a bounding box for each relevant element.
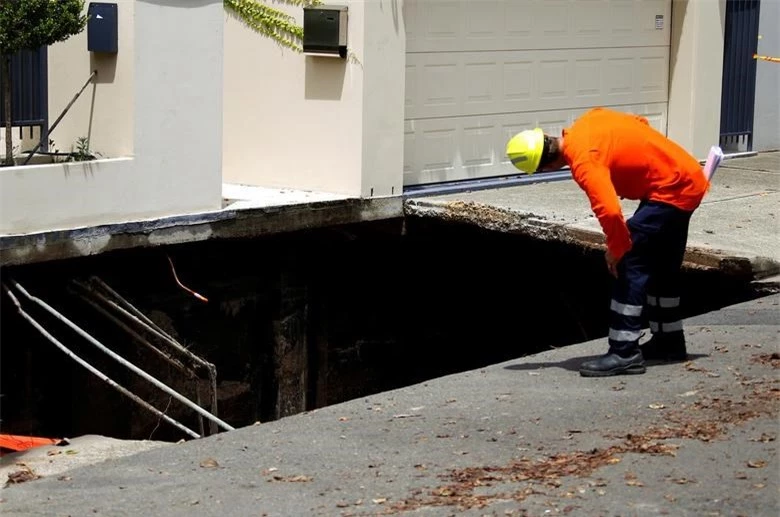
[405,199,780,280]
[0,197,404,267]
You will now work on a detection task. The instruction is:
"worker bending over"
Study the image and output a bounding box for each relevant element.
[507,107,708,377]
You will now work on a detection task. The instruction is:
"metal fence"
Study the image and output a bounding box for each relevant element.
[719,0,762,151]
[0,47,49,150]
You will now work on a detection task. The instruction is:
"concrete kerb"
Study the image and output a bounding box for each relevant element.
[404,198,780,281]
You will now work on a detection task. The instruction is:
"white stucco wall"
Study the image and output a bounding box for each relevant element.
[222,0,404,197]
[0,159,134,233]
[1,0,224,235]
[667,0,727,160]
[222,2,363,195]
[45,0,134,159]
[133,0,224,215]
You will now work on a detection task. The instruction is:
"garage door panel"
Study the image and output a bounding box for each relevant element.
[417,0,463,50]
[641,109,666,133]
[503,2,534,43]
[417,119,460,178]
[504,58,534,103]
[538,59,569,101]
[574,0,610,38]
[639,56,668,94]
[403,120,417,177]
[404,104,669,186]
[464,1,503,44]
[405,0,671,52]
[403,0,671,186]
[420,60,460,114]
[462,121,498,169]
[575,58,603,98]
[609,0,635,36]
[404,63,418,115]
[407,48,669,120]
[539,1,570,37]
[605,57,635,99]
[463,58,501,112]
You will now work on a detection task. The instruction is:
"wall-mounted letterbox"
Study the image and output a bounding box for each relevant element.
[87,2,118,53]
[303,5,348,58]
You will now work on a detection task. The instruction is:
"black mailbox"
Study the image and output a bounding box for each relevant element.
[87,2,118,53]
[303,5,348,58]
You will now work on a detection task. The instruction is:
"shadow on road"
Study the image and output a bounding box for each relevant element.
[504,353,709,373]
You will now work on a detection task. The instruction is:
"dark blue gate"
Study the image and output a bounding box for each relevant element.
[0,47,49,150]
[719,0,761,151]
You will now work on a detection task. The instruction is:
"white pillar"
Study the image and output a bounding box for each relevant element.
[360,1,405,198]
[134,0,223,213]
[222,1,405,198]
[667,0,727,160]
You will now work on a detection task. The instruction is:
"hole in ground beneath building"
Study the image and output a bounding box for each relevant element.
[0,218,774,443]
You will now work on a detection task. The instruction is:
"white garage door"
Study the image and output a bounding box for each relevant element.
[403,0,672,186]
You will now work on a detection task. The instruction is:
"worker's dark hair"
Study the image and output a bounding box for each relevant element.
[538,135,561,170]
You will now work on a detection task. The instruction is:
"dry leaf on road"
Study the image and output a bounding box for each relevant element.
[6,466,39,485]
[199,458,220,469]
[270,474,312,482]
[747,460,767,468]
[750,433,776,443]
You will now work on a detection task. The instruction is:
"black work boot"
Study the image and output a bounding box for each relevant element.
[640,334,687,363]
[579,350,646,377]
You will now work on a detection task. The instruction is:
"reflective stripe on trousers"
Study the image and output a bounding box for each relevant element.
[647,295,683,335]
[609,200,692,353]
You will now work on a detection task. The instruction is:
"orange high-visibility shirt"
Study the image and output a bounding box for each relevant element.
[562,108,708,261]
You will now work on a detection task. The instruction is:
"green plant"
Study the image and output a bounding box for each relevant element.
[70,136,94,162]
[224,0,320,52]
[1,0,87,166]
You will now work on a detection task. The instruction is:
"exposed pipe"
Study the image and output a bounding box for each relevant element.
[71,281,193,376]
[89,278,213,372]
[77,295,184,370]
[84,277,220,434]
[2,285,200,440]
[8,280,235,432]
[73,283,208,435]
[87,277,221,435]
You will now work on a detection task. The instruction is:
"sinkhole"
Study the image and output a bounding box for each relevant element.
[0,218,773,443]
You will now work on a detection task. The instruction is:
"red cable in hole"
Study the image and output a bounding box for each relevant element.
[167,255,208,303]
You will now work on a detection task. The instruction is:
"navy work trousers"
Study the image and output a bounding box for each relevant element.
[608,200,693,354]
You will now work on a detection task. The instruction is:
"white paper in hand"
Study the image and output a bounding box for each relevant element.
[703,145,724,182]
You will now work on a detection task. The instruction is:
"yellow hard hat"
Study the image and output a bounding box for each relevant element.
[506,128,544,174]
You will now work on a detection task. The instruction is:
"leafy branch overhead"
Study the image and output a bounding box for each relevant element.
[224,0,321,52]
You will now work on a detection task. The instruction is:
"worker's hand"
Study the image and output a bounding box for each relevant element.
[605,251,619,278]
